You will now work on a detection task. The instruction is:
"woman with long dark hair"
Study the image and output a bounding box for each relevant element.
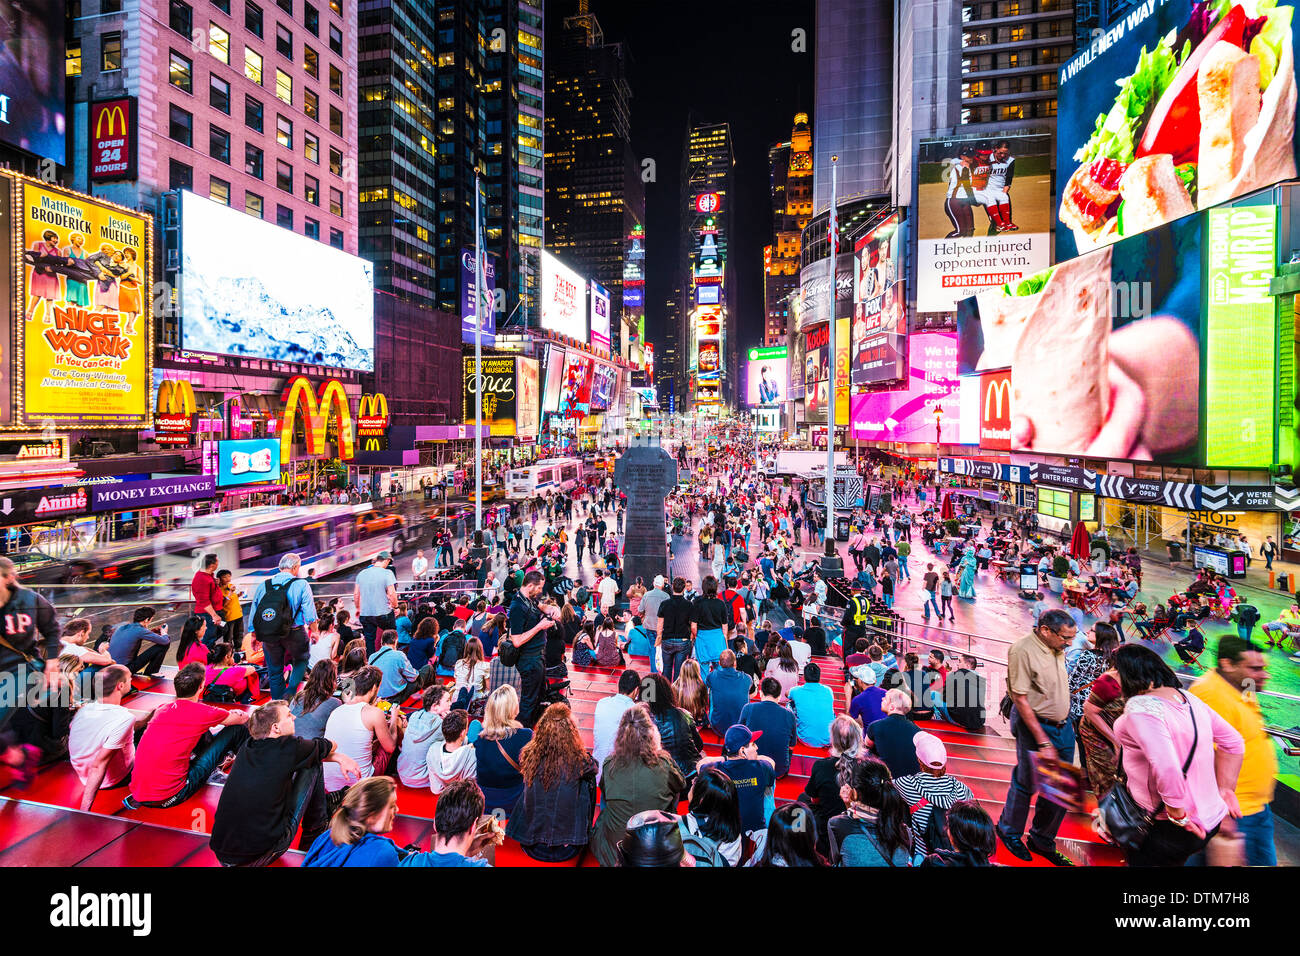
[640,672,703,778]
[921,800,998,867]
[678,766,742,866]
[590,706,685,866]
[506,702,597,862]
[290,659,342,740]
[763,641,800,702]
[174,615,211,668]
[1108,644,1244,866]
[747,803,828,867]
[828,756,913,866]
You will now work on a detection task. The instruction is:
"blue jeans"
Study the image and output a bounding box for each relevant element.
[661,640,691,683]
[998,708,1076,848]
[898,557,910,580]
[922,589,941,619]
[1187,806,1276,866]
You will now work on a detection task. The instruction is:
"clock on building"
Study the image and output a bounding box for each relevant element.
[791,152,812,171]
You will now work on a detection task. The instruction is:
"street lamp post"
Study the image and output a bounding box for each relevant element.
[821,155,842,575]
[474,168,484,535]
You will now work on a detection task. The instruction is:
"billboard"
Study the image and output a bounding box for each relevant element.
[216,438,281,487]
[1204,203,1278,467]
[464,355,523,437]
[852,212,907,384]
[541,344,566,413]
[590,362,617,412]
[836,316,851,423]
[696,284,720,305]
[699,341,721,374]
[558,351,593,418]
[1056,0,1300,262]
[746,346,788,406]
[849,332,959,442]
[181,191,374,370]
[0,0,65,162]
[15,177,152,429]
[89,97,138,183]
[955,213,1203,463]
[540,251,587,341]
[516,356,540,439]
[978,369,1013,452]
[590,281,611,355]
[459,248,496,346]
[916,134,1053,313]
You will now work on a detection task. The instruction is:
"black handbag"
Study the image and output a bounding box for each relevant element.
[1098,691,1198,852]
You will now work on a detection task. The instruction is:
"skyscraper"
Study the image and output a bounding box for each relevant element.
[357,0,543,326]
[679,119,733,411]
[765,113,812,347]
[69,0,359,255]
[545,0,645,356]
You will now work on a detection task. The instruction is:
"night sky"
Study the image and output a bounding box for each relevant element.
[579,0,815,366]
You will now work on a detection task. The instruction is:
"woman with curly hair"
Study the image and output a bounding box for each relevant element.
[505,702,598,862]
[590,705,686,866]
[672,659,710,728]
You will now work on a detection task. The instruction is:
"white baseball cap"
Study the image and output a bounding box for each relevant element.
[653,575,666,588]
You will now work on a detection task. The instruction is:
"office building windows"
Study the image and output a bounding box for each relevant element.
[169,105,193,146]
[169,159,193,191]
[305,131,319,163]
[245,1,263,37]
[276,114,293,148]
[209,23,230,63]
[245,142,264,178]
[276,160,293,192]
[210,74,231,113]
[209,125,231,163]
[101,33,122,72]
[277,204,293,228]
[246,192,264,218]
[245,47,263,84]
[305,174,319,204]
[170,1,193,38]
[210,176,232,206]
[305,217,320,240]
[169,50,193,93]
[245,95,264,131]
[276,68,292,103]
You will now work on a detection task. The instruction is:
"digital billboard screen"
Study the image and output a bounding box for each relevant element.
[0,0,65,163]
[541,345,566,413]
[852,212,907,384]
[516,356,540,439]
[459,248,496,346]
[916,134,1053,313]
[955,212,1203,463]
[540,251,587,341]
[590,363,617,411]
[590,281,611,354]
[697,284,720,305]
[1056,0,1300,262]
[16,178,152,428]
[746,346,788,407]
[181,191,374,370]
[558,352,593,418]
[849,332,959,442]
[217,438,281,487]
[463,355,521,437]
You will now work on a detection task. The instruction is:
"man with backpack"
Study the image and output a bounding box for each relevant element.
[249,553,318,701]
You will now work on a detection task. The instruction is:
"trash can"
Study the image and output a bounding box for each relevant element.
[1279,573,1290,592]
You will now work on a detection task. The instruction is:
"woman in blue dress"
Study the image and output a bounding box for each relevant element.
[958,547,978,600]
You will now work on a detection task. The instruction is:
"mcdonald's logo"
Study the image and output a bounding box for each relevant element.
[156,379,197,415]
[356,393,389,436]
[89,97,138,184]
[979,370,1012,452]
[280,376,355,462]
[95,104,127,139]
[983,376,1010,420]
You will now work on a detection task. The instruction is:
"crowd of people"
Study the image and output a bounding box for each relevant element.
[0,428,1287,869]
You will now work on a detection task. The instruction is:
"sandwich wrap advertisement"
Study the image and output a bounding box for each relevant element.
[1057,0,1298,260]
[955,214,1203,463]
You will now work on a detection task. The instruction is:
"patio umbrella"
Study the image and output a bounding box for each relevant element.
[1068,521,1092,562]
[940,493,955,522]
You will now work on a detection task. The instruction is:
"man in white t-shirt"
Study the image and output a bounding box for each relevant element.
[597,569,619,616]
[411,550,430,583]
[69,665,153,811]
[787,635,813,671]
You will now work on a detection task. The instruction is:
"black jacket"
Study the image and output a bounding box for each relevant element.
[650,706,704,778]
[0,588,60,672]
[505,756,598,849]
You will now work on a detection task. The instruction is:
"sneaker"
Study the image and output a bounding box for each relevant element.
[121,795,141,811]
[208,771,230,787]
[997,830,1033,862]
[1027,838,1075,866]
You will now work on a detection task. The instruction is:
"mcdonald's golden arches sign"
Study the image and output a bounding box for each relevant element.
[89,98,138,183]
[979,370,1012,452]
[154,379,196,446]
[279,376,355,462]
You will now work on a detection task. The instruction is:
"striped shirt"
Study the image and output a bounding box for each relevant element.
[893,772,974,856]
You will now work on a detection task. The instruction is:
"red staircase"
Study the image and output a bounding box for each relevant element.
[0,655,1123,866]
